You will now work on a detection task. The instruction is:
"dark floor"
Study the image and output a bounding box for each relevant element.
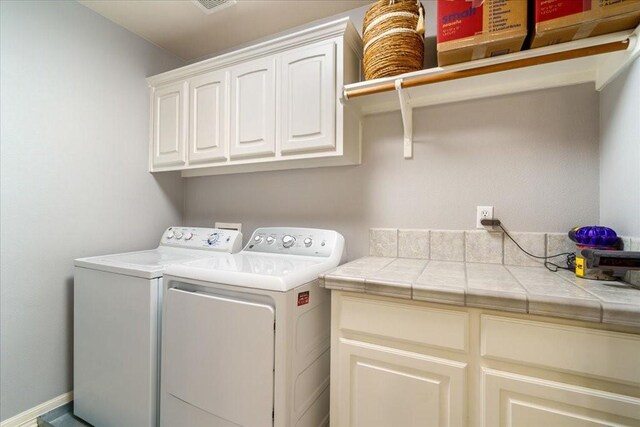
[38,403,92,427]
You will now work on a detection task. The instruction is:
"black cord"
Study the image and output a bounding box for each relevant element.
[498,223,574,272]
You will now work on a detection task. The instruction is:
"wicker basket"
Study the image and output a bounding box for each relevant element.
[363,0,425,80]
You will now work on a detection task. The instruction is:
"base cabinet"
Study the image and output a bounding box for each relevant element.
[330,291,640,427]
[335,339,466,427]
[148,18,362,176]
[482,369,640,427]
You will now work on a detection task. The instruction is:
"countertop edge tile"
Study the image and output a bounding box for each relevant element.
[322,257,640,325]
[412,286,466,306]
[527,295,602,323]
[600,302,640,328]
[465,289,528,313]
[324,275,365,292]
[365,278,412,300]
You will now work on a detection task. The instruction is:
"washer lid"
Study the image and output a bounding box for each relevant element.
[165,252,338,292]
[74,247,223,279]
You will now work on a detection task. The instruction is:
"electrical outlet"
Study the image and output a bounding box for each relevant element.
[476,206,494,229]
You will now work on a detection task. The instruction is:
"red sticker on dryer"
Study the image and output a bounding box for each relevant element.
[297,291,309,306]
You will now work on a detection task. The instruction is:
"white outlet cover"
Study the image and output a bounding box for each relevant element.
[476,206,494,229]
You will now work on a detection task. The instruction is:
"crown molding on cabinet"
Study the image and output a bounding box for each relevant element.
[147,18,358,87]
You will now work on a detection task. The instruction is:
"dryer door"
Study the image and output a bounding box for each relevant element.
[162,287,275,426]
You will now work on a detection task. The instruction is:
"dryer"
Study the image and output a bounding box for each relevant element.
[74,226,242,427]
[160,227,346,427]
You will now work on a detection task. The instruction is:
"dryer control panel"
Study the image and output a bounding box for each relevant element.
[160,227,243,253]
[244,227,342,258]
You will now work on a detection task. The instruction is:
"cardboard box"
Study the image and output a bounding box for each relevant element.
[531,0,640,48]
[437,0,528,66]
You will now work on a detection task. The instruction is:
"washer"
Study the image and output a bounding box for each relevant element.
[160,227,346,427]
[74,226,242,427]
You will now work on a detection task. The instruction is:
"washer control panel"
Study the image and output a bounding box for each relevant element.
[160,227,243,253]
[244,227,339,257]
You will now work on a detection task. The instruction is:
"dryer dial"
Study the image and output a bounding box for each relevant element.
[282,235,296,248]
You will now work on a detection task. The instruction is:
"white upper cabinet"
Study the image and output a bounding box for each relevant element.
[151,81,187,168]
[188,71,228,164]
[280,41,336,155]
[229,57,276,160]
[147,18,362,176]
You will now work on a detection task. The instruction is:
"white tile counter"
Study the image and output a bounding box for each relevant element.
[320,257,640,327]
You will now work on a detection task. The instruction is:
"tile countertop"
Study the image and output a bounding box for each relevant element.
[319,257,640,328]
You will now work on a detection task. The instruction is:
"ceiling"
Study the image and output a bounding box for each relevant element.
[79,0,371,61]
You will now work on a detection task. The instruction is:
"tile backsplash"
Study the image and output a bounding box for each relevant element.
[369,228,398,257]
[430,230,464,262]
[369,228,640,287]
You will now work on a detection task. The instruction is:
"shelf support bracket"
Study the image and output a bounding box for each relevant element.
[395,79,413,159]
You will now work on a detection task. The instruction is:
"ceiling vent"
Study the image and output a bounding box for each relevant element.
[192,0,237,14]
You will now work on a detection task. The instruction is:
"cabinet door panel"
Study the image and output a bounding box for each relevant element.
[152,82,187,167]
[229,58,276,159]
[481,315,640,384]
[280,42,336,155]
[189,71,227,163]
[482,368,640,427]
[334,338,466,427]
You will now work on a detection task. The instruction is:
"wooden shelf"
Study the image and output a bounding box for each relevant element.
[342,25,640,159]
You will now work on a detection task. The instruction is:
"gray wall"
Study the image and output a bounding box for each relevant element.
[185,83,600,260]
[0,1,185,420]
[599,59,640,238]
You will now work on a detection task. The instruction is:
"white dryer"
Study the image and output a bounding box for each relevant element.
[74,226,242,427]
[160,227,346,427]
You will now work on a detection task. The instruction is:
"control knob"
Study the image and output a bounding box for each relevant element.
[304,237,313,247]
[166,231,175,239]
[266,236,275,245]
[207,234,219,245]
[282,235,296,248]
[184,232,193,240]
[254,235,264,244]
[175,232,183,240]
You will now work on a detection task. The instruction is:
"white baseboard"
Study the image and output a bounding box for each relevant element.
[0,392,73,427]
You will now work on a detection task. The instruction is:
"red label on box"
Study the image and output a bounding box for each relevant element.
[438,0,484,42]
[297,291,309,306]
[536,0,591,22]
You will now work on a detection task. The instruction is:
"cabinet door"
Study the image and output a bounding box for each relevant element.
[482,368,640,427]
[280,42,336,155]
[333,338,466,427]
[188,71,228,164]
[152,81,188,168]
[229,57,276,160]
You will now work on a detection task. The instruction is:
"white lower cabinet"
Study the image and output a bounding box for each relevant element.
[482,369,640,427]
[335,338,466,427]
[148,18,362,176]
[331,293,469,427]
[330,291,640,427]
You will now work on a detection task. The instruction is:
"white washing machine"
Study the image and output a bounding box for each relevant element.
[74,226,242,427]
[160,227,346,427]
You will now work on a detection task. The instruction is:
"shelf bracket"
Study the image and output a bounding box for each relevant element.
[395,79,413,159]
